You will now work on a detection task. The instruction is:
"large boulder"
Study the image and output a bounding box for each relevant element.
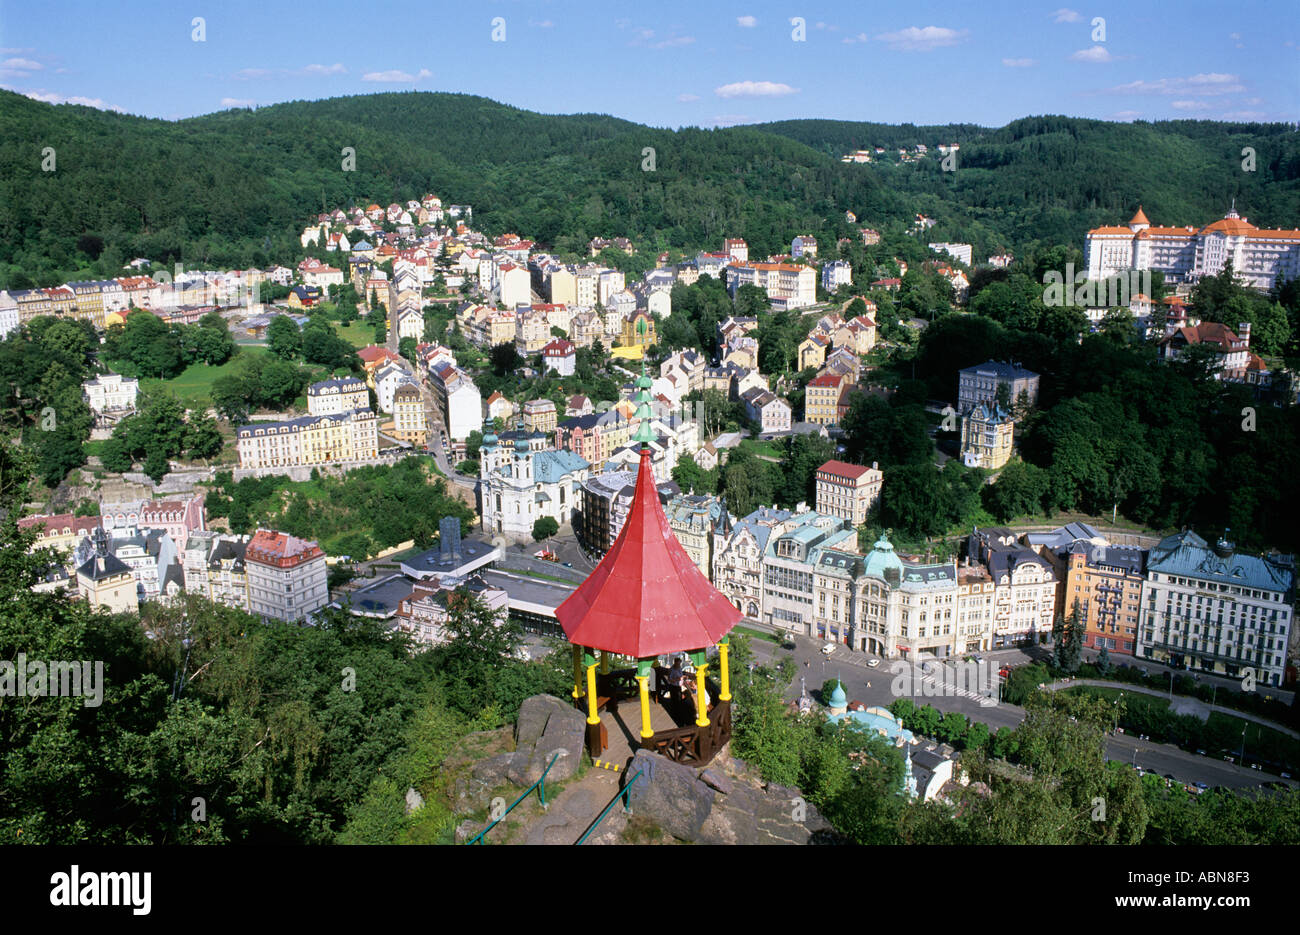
[625,749,837,844]
[510,694,587,785]
[626,750,715,840]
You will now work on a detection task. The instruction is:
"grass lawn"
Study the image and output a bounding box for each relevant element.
[736,625,781,645]
[337,320,377,349]
[111,347,273,409]
[1206,712,1300,770]
[739,438,783,459]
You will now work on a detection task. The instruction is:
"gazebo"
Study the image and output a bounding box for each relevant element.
[555,370,742,766]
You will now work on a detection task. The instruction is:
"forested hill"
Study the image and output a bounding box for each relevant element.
[2,88,1298,288]
[756,115,1300,255]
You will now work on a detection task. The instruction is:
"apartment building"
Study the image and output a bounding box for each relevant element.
[391,380,428,446]
[182,530,251,611]
[725,262,817,310]
[306,377,370,416]
[814,459,883,526]
[245,528,329,623]
[1138,531,1294,687]
[236,409,379,469]
[1064,542,1147,656]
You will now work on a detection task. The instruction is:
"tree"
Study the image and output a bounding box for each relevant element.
[185,412,224,460]
[531,516,558,541]
[267,315,302,359]
[428,592,525,716]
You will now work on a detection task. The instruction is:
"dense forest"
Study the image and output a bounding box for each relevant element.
[4,90,1298,289]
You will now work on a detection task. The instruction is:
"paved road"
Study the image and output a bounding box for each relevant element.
[741,632,1297,792]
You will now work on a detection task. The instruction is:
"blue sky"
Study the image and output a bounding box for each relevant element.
[2,0,1296,126]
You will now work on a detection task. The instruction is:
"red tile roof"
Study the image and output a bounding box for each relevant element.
[817,459,874,480]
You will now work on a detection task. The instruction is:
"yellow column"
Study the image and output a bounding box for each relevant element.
[718,642,731,702]
[585,663,599,725]
[571,645,583,700]
[600,650,611,674]
[636,675,653,739]
[694,663,710,727]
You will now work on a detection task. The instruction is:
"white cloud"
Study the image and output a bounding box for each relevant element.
[875,26,967,52]
[1002,58,1036,67]
[709,114,751,127]
[842,33,870,44]
[361,68,431,82]
[1170,100,1211,111]
[221,97,256,108]
[652,35,695,49]
[1229,32,1241,40]
[677,92,700,102]
[301,63,346,76]
[714,80,798,98]
[19,88,122,112]
[234,67,273,79]
[737,15,757,28]
[1053,8,1083,23]
[1106,73,1245,96]
[1220,110,1267,120]
[1070,46,1114,63]
[532,19,554,28]
[1,57,43,74]
[1111,110,1142,121]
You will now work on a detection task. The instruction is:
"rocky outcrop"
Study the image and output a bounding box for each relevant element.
[625,747,837,845]
[508,694,586,786]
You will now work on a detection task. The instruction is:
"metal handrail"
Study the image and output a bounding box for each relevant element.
[575,768,643,845]
[465,752,560,845]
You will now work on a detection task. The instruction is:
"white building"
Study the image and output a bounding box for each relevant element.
[478,433,590,538]
[498,263,531,308]
[306,376,369,417]
[1085,206,1300,289]
[928,242,973,266]
[1138,531,1294,688]
[429,360,481,442]
[82,372,139,421]
[726,262,817,310]
[821,260,852,293]
[245,528,329,623]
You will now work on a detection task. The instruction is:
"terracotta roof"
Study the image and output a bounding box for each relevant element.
[556,447,740,656]
[1129,206,1149,226]
[816,459,874,480]
[246,528,324,568]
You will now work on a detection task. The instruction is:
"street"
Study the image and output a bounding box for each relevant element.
[742,632,1297,792]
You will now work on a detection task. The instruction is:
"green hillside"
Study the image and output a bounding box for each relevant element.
[2,90,1298,289]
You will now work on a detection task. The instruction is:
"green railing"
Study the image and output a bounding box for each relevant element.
[465,753,560,845]
[575,769,643,845]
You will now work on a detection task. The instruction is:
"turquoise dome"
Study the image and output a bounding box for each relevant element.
[829,679,847,709]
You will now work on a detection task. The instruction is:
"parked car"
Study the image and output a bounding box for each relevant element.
[867,658,881,668]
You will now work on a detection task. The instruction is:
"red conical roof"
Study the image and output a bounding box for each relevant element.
[556,447,740,657]
[1129,205,1150,226]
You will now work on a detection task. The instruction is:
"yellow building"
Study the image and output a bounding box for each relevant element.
[621,311,656,349]
[237,410,379,469]
[804,373,846,426]
[76,538,139,616]
[960,403,1014,470]
[392,382,428,446]
[523,398,557,435]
